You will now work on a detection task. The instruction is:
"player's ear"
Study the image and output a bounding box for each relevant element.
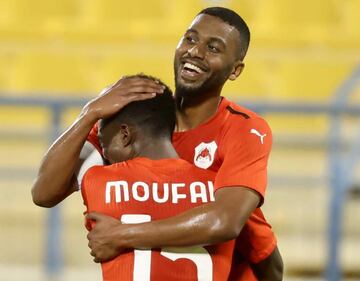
[119,124,132,147]
[228,60,244,81]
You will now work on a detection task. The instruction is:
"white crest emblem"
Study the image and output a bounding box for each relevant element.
[194,141,218,169]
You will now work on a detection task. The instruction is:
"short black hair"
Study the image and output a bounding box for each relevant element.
[199,7,250,61]
[100,74,175,139]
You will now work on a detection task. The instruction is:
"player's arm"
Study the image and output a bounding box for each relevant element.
[252,246,283,281]
[31,77,164,207]
[86,186,259,261]
[32,114,99,207]
[86,116,278,265]
[87,191,283,281]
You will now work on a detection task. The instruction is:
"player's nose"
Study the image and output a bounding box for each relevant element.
[187,43,206,59]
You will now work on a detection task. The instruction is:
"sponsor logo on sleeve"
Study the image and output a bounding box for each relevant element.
[250,128,267,144]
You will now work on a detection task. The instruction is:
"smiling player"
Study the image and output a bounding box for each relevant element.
[32,7,283,281]
[86,7,283,281]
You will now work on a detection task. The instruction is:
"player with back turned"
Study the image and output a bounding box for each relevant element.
[82,75,235,280]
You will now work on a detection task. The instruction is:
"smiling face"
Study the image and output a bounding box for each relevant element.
[174,14,243,98]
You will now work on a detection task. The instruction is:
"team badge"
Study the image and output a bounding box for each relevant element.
[194,141,218,169]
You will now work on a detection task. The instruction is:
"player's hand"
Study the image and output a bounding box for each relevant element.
[82,76,165,122]
[86,212,127,263]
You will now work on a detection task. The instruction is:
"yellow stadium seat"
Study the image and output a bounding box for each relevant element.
[0,0,15,27]
[227,0,261,24]
[267,59,355,101]
[0,0,359,97]
[77,0,184,42]
[0,53,15,92]
[251,0,341,45]
[94,47,174,92]
[222,59,270,100]
[330,0,360,47]
[75,0,271,44]
[224,52,359,101]
[0,0,83,40]
[5,52,98,94]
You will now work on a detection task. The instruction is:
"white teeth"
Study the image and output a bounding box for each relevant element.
[184,62,203,73]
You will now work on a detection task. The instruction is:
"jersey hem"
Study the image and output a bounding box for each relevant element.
[251,237,277,264]
[214,184,265,206]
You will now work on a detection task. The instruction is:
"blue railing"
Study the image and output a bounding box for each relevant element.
[326,64,360,281]
[1,65,360,280]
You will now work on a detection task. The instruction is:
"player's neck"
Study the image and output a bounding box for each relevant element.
[137,139,179,160]
[175,95,221,132]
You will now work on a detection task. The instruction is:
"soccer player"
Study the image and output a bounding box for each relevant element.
[32,7,283,281]
[85,7,283,281]
[82,75,235,280]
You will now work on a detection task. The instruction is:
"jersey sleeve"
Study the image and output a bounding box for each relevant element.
[214,117,272,205]
[237,209,277,263]
[81,167,98,231]
[87,122,102,154]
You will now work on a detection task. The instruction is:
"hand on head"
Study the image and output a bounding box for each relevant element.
[82,76,165,122]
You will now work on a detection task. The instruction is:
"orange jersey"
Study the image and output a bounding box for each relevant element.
[82,157,235,281]
[86,97,277,280]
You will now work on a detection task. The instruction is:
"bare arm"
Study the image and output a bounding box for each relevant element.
[252,246,284,281]
[32,77,164,207]
[87,186,260,261]
[32,113,97,207]
[87,187,284,280]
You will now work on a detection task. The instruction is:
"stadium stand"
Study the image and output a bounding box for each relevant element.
[0,0,358,98]
[0,1,359,280]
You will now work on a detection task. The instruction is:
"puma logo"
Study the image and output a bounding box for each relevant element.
[250,129,267,144]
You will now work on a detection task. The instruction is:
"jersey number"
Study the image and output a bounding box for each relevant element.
[121,214,213,281]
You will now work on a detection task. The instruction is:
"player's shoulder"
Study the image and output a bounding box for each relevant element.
[223,98,258,119]
[83,162,128,179]
[178,159,217,179]
[222,98,271,131]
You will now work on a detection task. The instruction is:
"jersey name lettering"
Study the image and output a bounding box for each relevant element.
[105,181,215,204]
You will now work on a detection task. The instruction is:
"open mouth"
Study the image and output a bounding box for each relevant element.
[183,62,204,73]
[180,62,207,80]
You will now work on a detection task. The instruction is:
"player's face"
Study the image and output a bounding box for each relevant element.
[98,123,132,164]
[174,14,242,97]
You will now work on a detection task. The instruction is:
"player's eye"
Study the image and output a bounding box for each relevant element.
[208,44,220,53]
[185,35,196,44]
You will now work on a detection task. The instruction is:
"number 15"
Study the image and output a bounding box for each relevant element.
[121,214,213,281]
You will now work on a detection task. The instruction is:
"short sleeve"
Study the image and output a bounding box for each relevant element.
[86,122,102,154]
[80,167,92,207]
[77,142,104,188]
[237,209,277,263]
[214,117,272,205]
[81,168,96,231]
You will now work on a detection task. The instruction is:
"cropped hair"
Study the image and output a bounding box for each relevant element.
[199,7,250,60]
[100,74,175,139]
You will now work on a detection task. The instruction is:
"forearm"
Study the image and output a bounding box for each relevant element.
[116,188,259,249]
[32,112,97,207]
[117,203,234,249]
[252,246,284,281]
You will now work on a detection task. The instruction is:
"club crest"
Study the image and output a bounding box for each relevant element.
[194,141,218,169]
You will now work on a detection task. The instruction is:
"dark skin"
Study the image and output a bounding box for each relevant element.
[98,115,178,164]
[31,77,165,207]
[86,14,283,281]
[32,13,283,281]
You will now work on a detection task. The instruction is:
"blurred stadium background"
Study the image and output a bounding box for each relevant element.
[0,0,359,280]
